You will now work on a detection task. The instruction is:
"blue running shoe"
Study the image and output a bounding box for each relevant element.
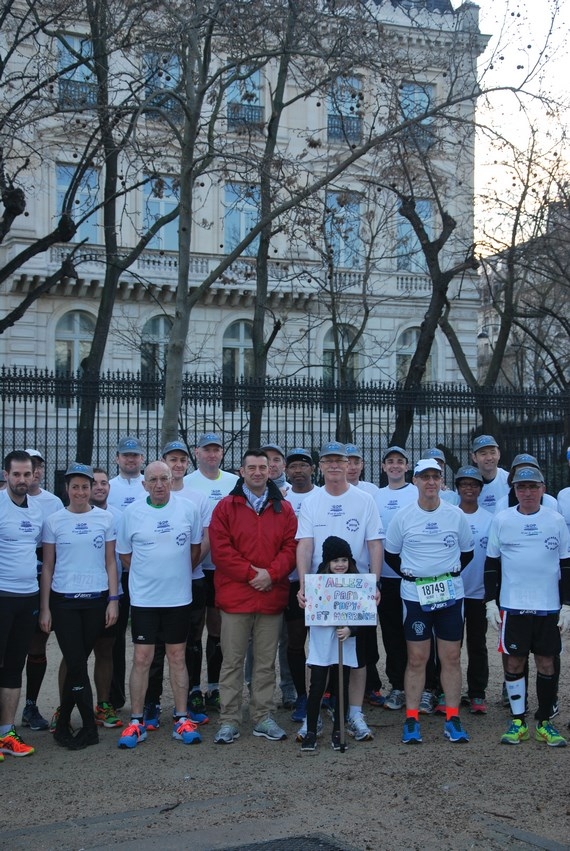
[118,722,147,749]
[172,717,202,744]
[188,710,209,726]
[444,716,470,743]
[402,718,422,744]
[142,703,160,731]
[291,694,307,722]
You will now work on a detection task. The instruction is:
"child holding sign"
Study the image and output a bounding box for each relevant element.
[300,536,359,752]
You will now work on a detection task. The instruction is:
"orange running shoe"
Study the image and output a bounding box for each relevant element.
[0,728,35,757]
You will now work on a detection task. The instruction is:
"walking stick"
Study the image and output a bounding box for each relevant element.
[338,632,346,753]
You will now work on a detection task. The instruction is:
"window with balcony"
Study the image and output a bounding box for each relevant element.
[399,81,436,152]
[224,183,260,256]
[328,75,362,143]
[396,198,432,273]
[143,175,179,251]
[222,320,254,412]
[144,52,182,118]
[56,163,100,244]
[325,190,362,269]
[58,35,97,109]
[227,68,263,130]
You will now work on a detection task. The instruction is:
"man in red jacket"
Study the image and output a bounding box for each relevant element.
[210,449,297,744]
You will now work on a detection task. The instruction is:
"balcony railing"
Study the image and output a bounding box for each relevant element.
[58,78,98,109]
[327,113,362,143]
[227,102,264,130]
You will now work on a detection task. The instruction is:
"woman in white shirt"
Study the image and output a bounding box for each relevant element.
[39,463,118,750]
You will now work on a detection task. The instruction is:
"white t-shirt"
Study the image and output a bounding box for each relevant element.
[296,484,384,574]
[175,487,209,579]
[117,497,201,607]
[284,486,319,581]
[307,626,358,668]
[29,488,64,521]
[377,483,419,579]
[557,486,570,535]
[478,467,509,514]
[43,506,116,594]
[183,469,238,570]
[0,490,43,594]
[459,507,492,599]
[440,489,460,506]
[108,474,146,511]
[495,491,559,514]
[385,499,474,603]
[106,503,124,590]
[486,505,570,612]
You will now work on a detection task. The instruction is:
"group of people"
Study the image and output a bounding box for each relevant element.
[0,431,569,761]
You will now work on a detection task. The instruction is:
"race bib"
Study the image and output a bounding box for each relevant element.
[415,573,456,612]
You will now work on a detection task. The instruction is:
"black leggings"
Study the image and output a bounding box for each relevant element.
[51,593,106,728]
[306,663,350,735]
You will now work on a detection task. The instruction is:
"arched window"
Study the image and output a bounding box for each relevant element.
[141,315,172,411]
[396,326,435,383]
[322,325,358,414]
[55,310,96,374]
[222,320,253,412]
[54,310,96,409]
[223,320,253,381]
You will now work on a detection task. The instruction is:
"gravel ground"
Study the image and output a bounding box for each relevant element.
[2,633,570,851]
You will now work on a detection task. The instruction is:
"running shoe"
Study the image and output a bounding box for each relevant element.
[204,689,221,711]
[95,702,123,728]
[188,690,206,714]
[331,731,347,751]
[66,727,99,750]
[535,721,567,748]
[500,719,529,745]
[418,690,436,715]
[383,688,405,711]
[443,716,470,743]
[469,698,487,715]
[213,723,240,744]
[300,732,317,752]
[118,722,147,749]
[187,709,209,726]
[21,701,49,731]
[252,717,287,741]
[291,694,307,722]
[346,712,374,741]
[434,693,447,716]
[172,717,201,744]
[401,718,422,744]
[365,690,385,707]
[296,715,323,742]
[142,703,161,731]
[0,727,35,757]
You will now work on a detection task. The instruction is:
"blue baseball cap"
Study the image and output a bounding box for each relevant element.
[345,444,363,458]
[455,465,483,484]
[162,441,188,457]
[512,466,544,484]
[425,447,445,462]
[472,434,499,452]
[319,441,348,458]
[197,432,223,448]
[65,462,94,480]
[117,436,144,454]
[382,445,408,462]
[260,443,285,458]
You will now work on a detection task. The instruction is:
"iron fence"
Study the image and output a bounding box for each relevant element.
[1,366,569,497]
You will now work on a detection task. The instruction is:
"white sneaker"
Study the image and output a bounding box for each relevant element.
[347,712,374,741]
[384,688,406,711]
[419,690,436,715]
[295,714,323,742]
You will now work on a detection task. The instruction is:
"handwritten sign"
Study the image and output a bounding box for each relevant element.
[304,573,377,627]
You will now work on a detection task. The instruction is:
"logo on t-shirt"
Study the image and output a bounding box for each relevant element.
[423,522,440,535]
[19,520,36,534]
[73,522,88,536]
[328,504,345,518]
[155,520,173,534]
[521,523,539,537]
[479,536,488,550]
[176,532,189,547]
[544,536,559,550]
[93,534,104,549]
[346,518,360,531]
[443,534,456,548]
